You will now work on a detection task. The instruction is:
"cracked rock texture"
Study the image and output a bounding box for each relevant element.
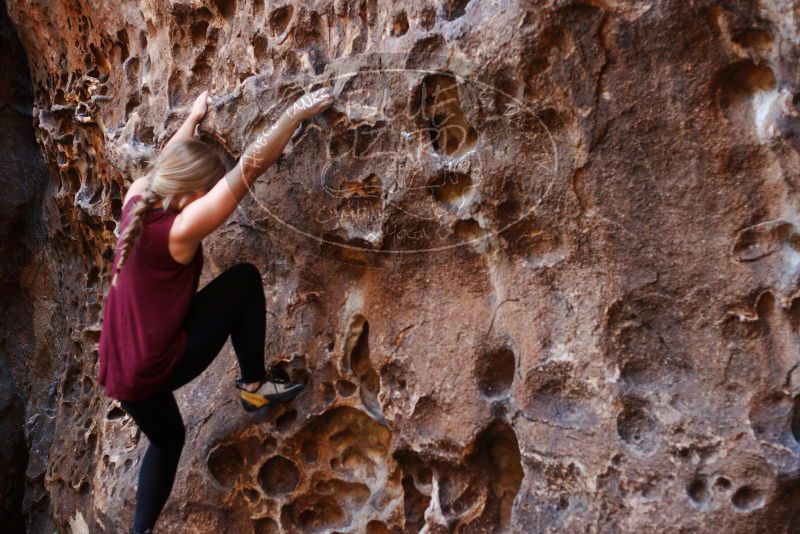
[4,0,800,532]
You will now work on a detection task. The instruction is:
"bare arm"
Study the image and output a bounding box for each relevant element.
[163,90,211,151]
[172,87,334,244]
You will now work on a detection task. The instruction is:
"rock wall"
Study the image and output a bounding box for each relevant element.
[4,0,800,532]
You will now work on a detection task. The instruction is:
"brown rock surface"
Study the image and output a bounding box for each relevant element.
[3,0,800,532]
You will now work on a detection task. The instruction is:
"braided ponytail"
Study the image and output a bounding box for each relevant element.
[111,175,162,288]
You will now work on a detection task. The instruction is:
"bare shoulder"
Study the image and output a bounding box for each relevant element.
[122,177,149,206]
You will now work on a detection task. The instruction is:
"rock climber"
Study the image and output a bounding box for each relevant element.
[96,86,335,534]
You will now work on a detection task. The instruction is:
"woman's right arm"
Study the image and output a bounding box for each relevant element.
[172,87,334,243]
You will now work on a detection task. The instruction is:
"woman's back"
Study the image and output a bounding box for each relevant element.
[98,194,203,401]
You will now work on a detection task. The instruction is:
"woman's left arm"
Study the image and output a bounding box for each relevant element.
[163,90,211,150]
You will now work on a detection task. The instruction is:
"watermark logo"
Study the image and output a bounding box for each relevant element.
[232,53,559,264]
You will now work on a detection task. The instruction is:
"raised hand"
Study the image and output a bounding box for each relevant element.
[287,88,334,122]
[190,90,212,121]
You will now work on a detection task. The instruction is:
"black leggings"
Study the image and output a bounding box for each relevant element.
[120,262,268,533]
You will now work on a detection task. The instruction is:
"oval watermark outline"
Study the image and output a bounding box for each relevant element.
[243,54,560,255]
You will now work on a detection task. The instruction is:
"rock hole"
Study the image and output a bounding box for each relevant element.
[319,479,370,508]
[732,220,795,262]
[212,0,236,19]
[252,516,278,534]
[440,472,482,518]
[715,476,732,490]
[731,485,765,511]
[429,171,473,208]
[270,5,293,35]
[473,420,524,529]
[295,499,345,532]
[167,70,186,109]
[732,29,772,50]
[191,60,212,86]
[301,440,318,463]
[415,73,478,158]
[260,436,277,454]
[281,48,301,75]
[86,265,100,288]
[242,487,259,502]
[335,379,356,397]
[258,455,300,496]
[110,180,123,218]
[522,363,596,429]
[716,60,776,109]
[207,442,244,487]
[538,107,565,133]
[391,11,409,37]
[394,449,432,532]
[269,356,310,386]
[366,520,392,534]
[253,0,264,16]
[454,218,485,243]
[687,478,709,505]
[748,391,795,446]
[294,11,324,49]
[443,0,471,20]
[410,395,442,436]
[419,6,436,29]
[400,475,428,531]
[616,398,656,453]
[190,20,209,45]
[379,362,407,393]
[114,29,129,62]
[791,396,800,444]
[136,124,155,145]
[276,409,297,432]
[476,346,516,398]
[292,406,391,510]
[81,376,93,394]
[125,93,140,119]
[322,382,336,404]
[106,405,126,420]
[146,19,157,38]
[346,315,384,422]
[253,35,269,65]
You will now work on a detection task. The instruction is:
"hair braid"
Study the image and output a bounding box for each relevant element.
[108,138,226,288]
[111,177,162,288]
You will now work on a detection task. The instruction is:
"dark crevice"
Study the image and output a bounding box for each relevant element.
[0,1,51,531]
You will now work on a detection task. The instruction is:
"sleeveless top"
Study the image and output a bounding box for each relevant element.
[98,194,203,401]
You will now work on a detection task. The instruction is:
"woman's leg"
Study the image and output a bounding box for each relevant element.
[120,390,185,533]
[118,264,280,531]
[165,262,268,391]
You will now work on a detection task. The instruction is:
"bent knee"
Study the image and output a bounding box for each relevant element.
[230,262,261,280]
[232,262,262,290]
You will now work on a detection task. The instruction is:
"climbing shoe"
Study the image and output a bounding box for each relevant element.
[236,375,306,412]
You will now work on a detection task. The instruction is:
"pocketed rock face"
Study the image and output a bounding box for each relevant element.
[5,0,800,532]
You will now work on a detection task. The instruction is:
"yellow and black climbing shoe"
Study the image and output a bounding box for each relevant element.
[236,376,306,412]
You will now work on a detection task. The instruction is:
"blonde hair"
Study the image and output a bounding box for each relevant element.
[111,139,225,287]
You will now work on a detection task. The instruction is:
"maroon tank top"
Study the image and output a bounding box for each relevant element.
[98,194,203,401]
